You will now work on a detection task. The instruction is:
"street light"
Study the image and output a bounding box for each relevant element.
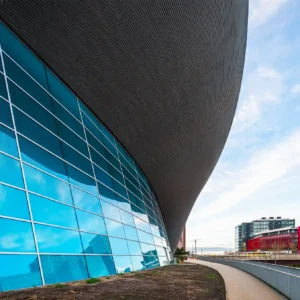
[188,239,202,255]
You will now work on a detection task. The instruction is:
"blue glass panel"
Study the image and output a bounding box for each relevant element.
[76,210,107,235]
[120,155,136,177]
[101,200,121,222]
[145,233,154,245]
[118,199,132,213]
[126,179,142,200]
[52,100,85,139]
[123,225,139,241]
[41,255,88,284]
[119,209,135,227]
[0,153,24,188]
[81,232,111,254]
[46,69,80,120]
[9,81,58,134]
[0,73,8,99]
[122,167,139,189]
[30,194,78,229]
[143,254,160,269]
[19,136,68,181]
[105,219,125,238]
[0,218,35,252]
[57,121,88,157]
[127,241,142,256]
[158,256,168,266]
[35,224,83,253]
[156,246,165,257]
[109,237,129,255]
[90,148,123,183]
[140,243,157,256]
[98,122,115,146]
[14,109,63,158]
[98,182,126,207]
[86,130,121,172]
[0,98,13,127]
[66,164,98,196]
[154,236,163,247]
[137,230,148,244]
[85,255,116,277]
[94,165,127,198]
[113,256,132,273]
[0,23,48,88]
[0,254,42,292]
[0,124,18,157]
[71,186,102,215]
[0,184,29,220]
[130,256,145,271]
[61,142,93,176]
[23,164,73,204]
[4,56,53,111]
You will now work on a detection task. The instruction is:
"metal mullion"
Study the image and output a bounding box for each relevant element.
[0,46,45,285]
[0,180,26,191]
[81,109,116,149]
[0,119,14,131]
[13,104,91,162]
[2,50,81,123]
[0,95,8,102]
[0,215,31,223]
[0,150,20,160]
[7,77,87,143]
[84,125,119,161]
[77,99,115,266]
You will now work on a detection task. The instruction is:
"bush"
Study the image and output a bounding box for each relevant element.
[85,278,100,284]
[53,283,66,288]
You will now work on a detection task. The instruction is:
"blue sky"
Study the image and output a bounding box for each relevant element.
[187,0,300,250]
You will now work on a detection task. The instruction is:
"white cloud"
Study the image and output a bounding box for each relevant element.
[192,127,300,220]
[257,66,280,79]
[249,0,289,29]
[291,84,300,94]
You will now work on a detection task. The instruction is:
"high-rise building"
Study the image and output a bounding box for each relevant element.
[0,0,248,292]
[235,217,296,252]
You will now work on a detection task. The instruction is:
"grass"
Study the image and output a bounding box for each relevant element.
[117,272,124,276]
[205,273,219,280]
[106,277,111,280]
[134,273,144,278]
[85,278,101,284]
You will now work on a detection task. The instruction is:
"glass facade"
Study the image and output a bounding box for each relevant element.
[0,22,171,292]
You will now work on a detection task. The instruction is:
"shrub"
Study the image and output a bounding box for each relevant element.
[53,283,66,288]
[85,278,100,284]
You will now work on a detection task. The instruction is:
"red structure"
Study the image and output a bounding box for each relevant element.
[247,227,299,253]
[177,226,186,250]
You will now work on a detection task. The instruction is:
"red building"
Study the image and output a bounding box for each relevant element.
[247,227,300,253]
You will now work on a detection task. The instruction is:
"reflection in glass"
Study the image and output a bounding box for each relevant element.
[0,73,8,99]
[71,186,102,215]
[113,256,132,273]
[0,153,24,188]
[123,225,139,241]
[0,255,42,291]
[41,255,88,284]
[76,210,107,235]
[0,125,18,157]
[81,232,111,254]
[119,209,135,227]
[85,256,116,277]
[0,184,29,220]
[130,256,145,271]
[30,194,78,229]
[127,241,142,256]
[35,224,83,254]
[19,136,68,181]
[105,218,125,238]
[101,200,121,222]
[23,164,73,204]
[0,218,35,252]
[109,237,129,255]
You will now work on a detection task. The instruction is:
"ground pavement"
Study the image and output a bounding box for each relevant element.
[188,259,288,300]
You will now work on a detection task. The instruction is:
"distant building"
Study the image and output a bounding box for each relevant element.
[177,226,186,250]
[247,226,300,253]
[235,217,295,252]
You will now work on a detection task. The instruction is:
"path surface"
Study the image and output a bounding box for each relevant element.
[188,259,287,300]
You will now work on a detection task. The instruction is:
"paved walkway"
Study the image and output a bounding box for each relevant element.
[188,259,287,300]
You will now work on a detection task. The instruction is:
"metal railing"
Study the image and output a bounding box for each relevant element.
[197,256,300,299]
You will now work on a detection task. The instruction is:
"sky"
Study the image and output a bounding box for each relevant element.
[186,0,300,251]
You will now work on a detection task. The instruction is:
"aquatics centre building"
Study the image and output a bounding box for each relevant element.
[0,0,248,291]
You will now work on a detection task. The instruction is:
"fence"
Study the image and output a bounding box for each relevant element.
[197,256,300,299]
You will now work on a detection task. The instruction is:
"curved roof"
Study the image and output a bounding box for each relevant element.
[0,0,248,251]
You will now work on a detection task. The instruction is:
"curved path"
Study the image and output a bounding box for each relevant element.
[188,259,287,300]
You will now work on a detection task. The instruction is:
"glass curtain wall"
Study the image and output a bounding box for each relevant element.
[0,22,170,292]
